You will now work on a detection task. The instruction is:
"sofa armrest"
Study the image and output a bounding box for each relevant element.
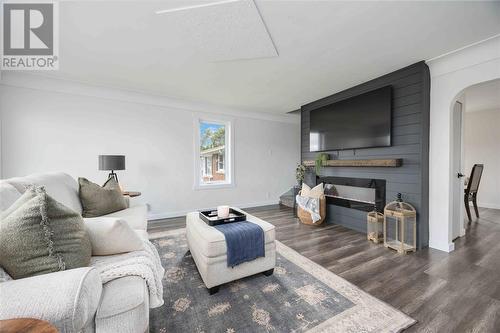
[0,267,102,333]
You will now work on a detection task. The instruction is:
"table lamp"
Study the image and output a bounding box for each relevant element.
[98,155,125,184]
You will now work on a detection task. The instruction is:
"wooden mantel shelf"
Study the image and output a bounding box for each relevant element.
[302,159,402,168]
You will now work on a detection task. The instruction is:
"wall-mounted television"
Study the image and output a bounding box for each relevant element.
[309,86,392,152]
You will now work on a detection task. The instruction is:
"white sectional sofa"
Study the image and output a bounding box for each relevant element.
[0,172,155,333]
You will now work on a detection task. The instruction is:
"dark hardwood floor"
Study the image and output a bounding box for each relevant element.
[148,205,500,332]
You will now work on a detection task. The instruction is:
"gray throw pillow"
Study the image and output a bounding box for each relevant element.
[79,177,127,218]
[0,186,92,279]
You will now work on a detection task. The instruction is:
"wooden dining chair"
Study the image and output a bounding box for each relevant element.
[464,164,484,223]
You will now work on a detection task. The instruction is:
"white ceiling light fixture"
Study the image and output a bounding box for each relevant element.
[155,0,241,15]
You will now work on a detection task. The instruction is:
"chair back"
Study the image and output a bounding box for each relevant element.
[466,164,484,194]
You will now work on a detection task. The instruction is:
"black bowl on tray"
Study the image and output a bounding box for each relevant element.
[199,208,247,226]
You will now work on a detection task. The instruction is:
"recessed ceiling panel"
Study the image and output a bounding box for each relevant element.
[158,0,278,61]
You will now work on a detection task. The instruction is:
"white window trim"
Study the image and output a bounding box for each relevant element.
[193,114,234,190]
[202,156,212,177]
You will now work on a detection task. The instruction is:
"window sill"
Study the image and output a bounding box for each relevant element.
[193,182,235,190]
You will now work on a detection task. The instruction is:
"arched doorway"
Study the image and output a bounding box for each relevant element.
[427,35,500,252]
[448,79,500,242]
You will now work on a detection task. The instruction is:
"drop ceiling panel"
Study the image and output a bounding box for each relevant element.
[159,0,277,61]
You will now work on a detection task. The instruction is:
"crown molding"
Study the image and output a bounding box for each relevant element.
[0,72,300,124]
[426,34,500,78]
[426,33,500,63]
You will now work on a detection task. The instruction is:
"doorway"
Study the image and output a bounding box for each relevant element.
[427,36,500,252]
[451,79,500,242]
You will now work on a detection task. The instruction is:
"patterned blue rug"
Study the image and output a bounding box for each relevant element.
[149,229,415,333]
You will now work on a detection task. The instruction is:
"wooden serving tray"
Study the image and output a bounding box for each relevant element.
[199,208,246,226]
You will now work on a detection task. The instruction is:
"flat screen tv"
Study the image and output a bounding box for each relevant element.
[309,86,392,152]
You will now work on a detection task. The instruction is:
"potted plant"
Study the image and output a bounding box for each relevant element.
[315,153,329,174]
[295,164,306,186]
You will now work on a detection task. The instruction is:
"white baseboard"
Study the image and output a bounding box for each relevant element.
[429,240,455,253]
[477,202,500,210]
[148,200,280,221]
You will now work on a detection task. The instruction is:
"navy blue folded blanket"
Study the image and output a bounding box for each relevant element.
[214,221,265,267]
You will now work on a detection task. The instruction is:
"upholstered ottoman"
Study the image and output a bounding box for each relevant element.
[186,209,276,294]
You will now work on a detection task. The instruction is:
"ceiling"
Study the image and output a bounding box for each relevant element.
[464,79,500,113]
[155,0,278,61]
[36,1,500,114]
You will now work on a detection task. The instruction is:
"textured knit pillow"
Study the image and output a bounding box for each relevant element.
[78,178,127,218]
[0,267,12,282]
[0,186,91,279]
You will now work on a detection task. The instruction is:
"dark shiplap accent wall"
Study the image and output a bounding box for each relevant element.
[301,61,430,248]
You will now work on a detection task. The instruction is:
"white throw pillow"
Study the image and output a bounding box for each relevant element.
[84,217,144,255]
[301,183,324,199]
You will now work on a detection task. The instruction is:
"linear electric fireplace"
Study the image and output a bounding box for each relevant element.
[317,176,386,212]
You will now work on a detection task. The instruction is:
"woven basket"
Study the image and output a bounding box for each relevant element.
[297,191,326,226]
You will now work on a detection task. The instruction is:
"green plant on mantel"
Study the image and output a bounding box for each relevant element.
[315,153,329,174]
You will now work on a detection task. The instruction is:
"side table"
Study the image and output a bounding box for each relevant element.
[0,318,57,333]
[122,191,141,197]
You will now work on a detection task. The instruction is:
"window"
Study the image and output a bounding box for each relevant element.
[217,153,224,172]
[194,117,233,189]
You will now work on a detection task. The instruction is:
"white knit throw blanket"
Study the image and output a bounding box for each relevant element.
[296,195,321,222]
[90,239,165,308]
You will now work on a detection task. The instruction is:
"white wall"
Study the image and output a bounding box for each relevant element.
[464,109,500,209]
[0,74,300,219]
[427,35,500,252]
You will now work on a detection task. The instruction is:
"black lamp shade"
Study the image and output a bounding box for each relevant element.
[99,155,125,171]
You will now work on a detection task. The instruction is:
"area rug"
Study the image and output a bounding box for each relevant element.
[149,229,415,333]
